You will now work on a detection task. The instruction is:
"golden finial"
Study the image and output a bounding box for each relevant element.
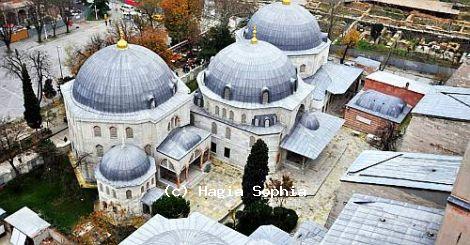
[116,27,128,50]
[251,25,258,45]
[282,0,291,5]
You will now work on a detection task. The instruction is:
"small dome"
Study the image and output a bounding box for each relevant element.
[300,113,320,130]
[204,41,297,103]
[73,44,176,113]
[245,2,323,51]
[355,90,406,118]
[144,229,227,245]
[98,144,151,182]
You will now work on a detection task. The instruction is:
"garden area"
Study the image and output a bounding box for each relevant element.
[0,156,96,234]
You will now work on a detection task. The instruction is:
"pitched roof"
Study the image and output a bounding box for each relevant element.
[157,126,210,160]
[354,56,381,69]
[141,188,165,206]
[366,71,432,95]
[412,86,470,121]
[249,225,292,245]
[321,194,444,245]
[280,112,344,160]
[341,150,462,192]
[4,207,50,238]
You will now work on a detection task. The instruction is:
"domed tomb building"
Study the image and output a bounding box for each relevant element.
[62,36,211,213]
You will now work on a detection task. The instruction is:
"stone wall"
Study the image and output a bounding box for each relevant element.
[344,107,395,134]
[400,115,470,155]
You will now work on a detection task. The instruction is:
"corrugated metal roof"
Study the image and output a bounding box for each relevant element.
[321,194,444,245]
[412,86,470,121]
[293,221,327,245]
[280,112,344,160]
[249,225,292,245]
[346,90,411,123]
[354,56,381,69]
[341,150,462,192]
[157,126,210,160]
[245,2,323,51]
[5,207,50,238]
[366,71,433,95]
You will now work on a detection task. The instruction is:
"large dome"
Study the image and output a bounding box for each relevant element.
[204,40,297,103]
[98,144,151,182]
[73,44,176,113]
[244,2,323,51]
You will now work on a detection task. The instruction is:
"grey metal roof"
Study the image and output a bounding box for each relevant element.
[120,212,255,245]
[0,208,5,217]
[249,225,292,245]
[204,40,297,103]
[353,56,381,69]
[293,221,328,245]
[73,44,176,113]
[347,90,411,123]
[157,126,210,160]
[304,62,363,100]
[5,207,50,238]
[244,2,323,51]
[281,112,344,160]
[341,150,462,192]
[412,85,470,121]
[97,143,152,182]
[141,188,165,206]
[321,194,444,245]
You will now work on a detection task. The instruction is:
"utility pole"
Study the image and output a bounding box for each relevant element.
[56,46,64,79]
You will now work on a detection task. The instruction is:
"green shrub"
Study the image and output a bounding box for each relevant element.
[272,207,299,232]
[151,194,190,219]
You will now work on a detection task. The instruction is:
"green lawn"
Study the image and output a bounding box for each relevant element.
[0,162,96,234]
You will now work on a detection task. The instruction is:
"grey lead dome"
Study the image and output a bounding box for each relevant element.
[98,144,151,181]
[204,40,297,103]
[244,2,323,51]
[355,90,407,118]
[73,44,176,113]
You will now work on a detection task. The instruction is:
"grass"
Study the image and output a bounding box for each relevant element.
[0,160,96,234]
[186,79,199,92]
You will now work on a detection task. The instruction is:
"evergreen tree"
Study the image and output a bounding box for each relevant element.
[21,64,42,129]
[43,78,57,99]
[242,139,269,206]
[198,24,235,61]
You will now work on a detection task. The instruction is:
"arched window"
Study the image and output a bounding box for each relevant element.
[223,86,231,100]
[222,108,227,118]
[255,118,259,126]
[175,116,180,127]
[229,111,234,121]
[146,182,150,190]
[241,114,246,123]
[109,127,117,139]
[145,144,152,156]
[151,178,155,184]
[93,126,101,137]
[250,136,256,147]
[211,122,217,134]
[262,90,269,104]
[215,106,219,116]
[300,64,306,72]
[99,183,103,192]
[106,186,110,195]
[141,186,144,193]
[126,190,132,199]
[167,122,171,131]
[225,127,231,139]
[112,190,116,198]
[125,127,134,138]
[265,119,270,127]
[96,145,104,157]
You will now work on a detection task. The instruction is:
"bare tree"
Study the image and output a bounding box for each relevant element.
[28,50,51,103]
[325,0,343,39]
[0,6,15,52]
[27,0,49,43]
[137,0,162,27]
[214,0,256,25]
[266,174,294,207]
[50,0,73,34]
[0,118,24,176]
[376,122,400,151]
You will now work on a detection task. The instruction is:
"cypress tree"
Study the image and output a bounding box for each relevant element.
[242,139,269,206]
[21,64,42,129]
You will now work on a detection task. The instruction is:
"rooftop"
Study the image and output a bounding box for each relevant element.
[353,56,381,69]
[249,225,292,245]
[366,71,432,95]
[341,150,462,192]
[446,61,470,88]
[293,221,327,245]
[412,86,470,121]
[4,207,50,238]
[156,126,211,160]
[321,194,444,245]
[364,0,459,15]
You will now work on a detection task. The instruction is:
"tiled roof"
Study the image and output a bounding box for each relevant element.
[341,150,462,192]
[321,194,444,245]
[412,86,470,121]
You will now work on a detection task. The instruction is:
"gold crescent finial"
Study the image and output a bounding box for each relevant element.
[282,0,291,5]
[117,27,128,50]
[251,25,258,45]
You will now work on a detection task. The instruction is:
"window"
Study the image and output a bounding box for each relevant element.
[241,114,246,124]
[225,127,231,139]
[262,91,269,104]
[99,183,103,192]
[222,108,227,118]
[106,186,110,195]
[175,116,180,127]
[300,64,306,72]
[224,148,230,158]
[229,111,234,121]
[249,136,256,147]
[255,118,259,126]
[211,142,217,153]
[265,119,270,127]
[145,144,152,156]
[211,122,217,134]
[126,190,132,199]
[96,145,104,157]
[215,106,219,116]
[109,127,117,139]
[223,87,231,100]
[126,127,134,138]
[167,122,171,131]
[112,190,116,198]
[141,186,144,193]
[93,126,101,137]
[146,182,150,190]
[151,178,155,184]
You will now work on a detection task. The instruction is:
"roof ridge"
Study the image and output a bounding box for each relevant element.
[349,153,403,174]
